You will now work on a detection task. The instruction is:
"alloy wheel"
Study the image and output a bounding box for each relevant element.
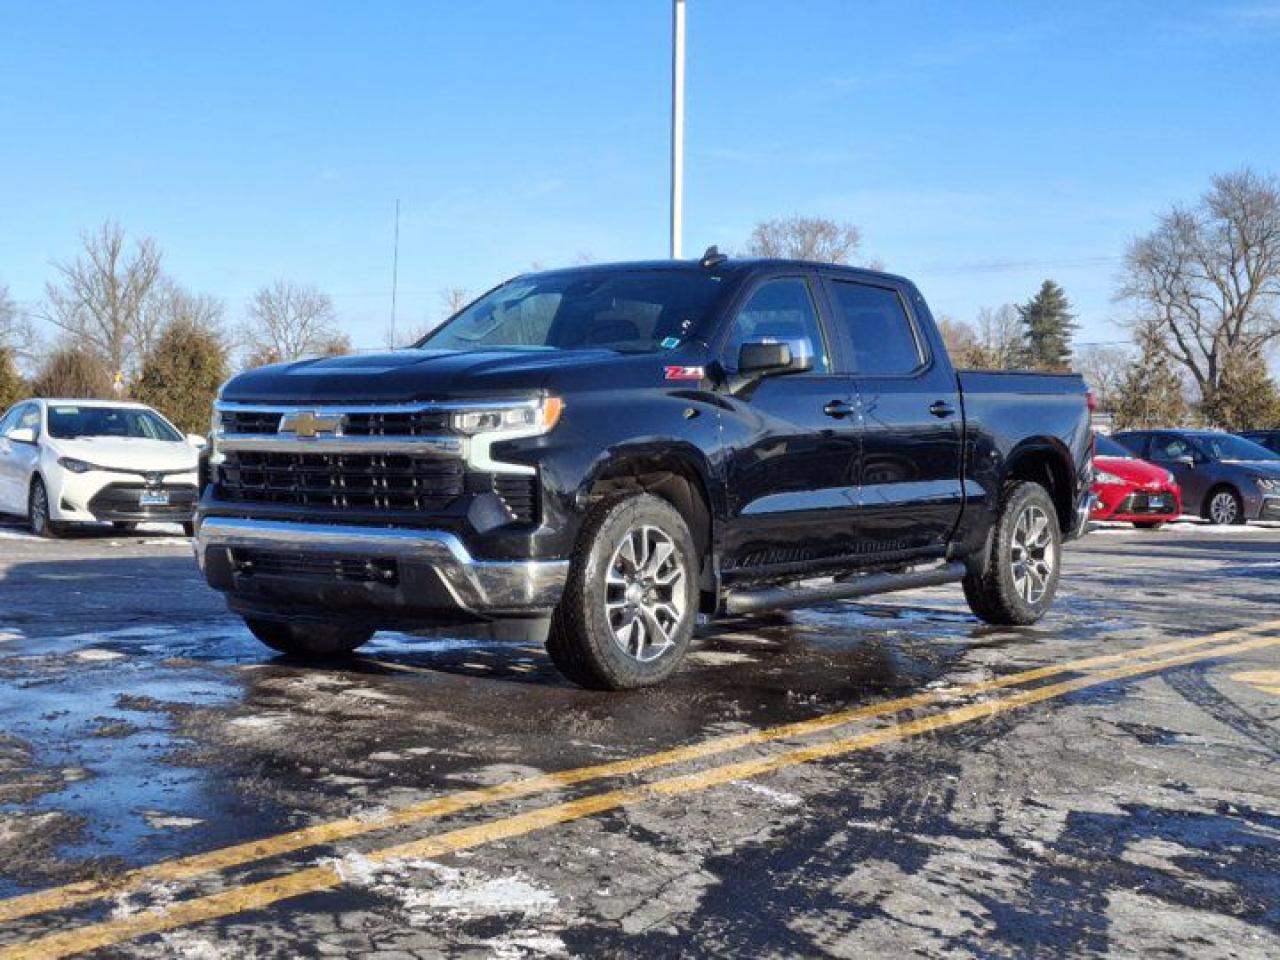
[604,525,688,663]
[1209,491,1239,525]
[1009,504,1055,605]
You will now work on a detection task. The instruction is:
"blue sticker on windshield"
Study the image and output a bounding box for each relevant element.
[660,336,681,349]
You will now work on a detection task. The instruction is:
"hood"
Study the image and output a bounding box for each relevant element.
[1094,455,1173,487]
[221,348,631,404]
[51,437,199,473]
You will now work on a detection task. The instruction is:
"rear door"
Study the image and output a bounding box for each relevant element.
[0,405,21,512]
[821,274,964,561]
[0,403,39,515]
[716,271,863,575]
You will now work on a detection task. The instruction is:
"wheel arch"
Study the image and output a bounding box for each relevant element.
[1002,439,1076,535]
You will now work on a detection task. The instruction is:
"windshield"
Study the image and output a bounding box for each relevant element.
[1095,435,1131,458]
[1197,433,1280,462]
[47,405,183,442]
[418,269,728,353]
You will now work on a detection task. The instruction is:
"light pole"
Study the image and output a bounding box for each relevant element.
[670,0,686,260]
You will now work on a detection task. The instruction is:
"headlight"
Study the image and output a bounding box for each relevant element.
[452,397,564,437]
[1093,469,1125,485]
[57,457,94,474]
[1254,475,1280,493]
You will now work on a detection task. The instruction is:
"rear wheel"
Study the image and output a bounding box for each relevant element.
[244,618,373,657]
[546,493,698,690]
[963,481,1062,626]
[1204,487,1244,526]
[1132,521,1165,530]
[28,478,63,539]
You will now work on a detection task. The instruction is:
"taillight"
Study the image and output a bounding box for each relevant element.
[1086,389,1097,414]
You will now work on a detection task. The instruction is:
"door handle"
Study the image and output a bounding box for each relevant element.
[929,400,956,418]
[823,399,855,419]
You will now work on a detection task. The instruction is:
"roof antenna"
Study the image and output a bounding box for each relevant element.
[700,245,728,268]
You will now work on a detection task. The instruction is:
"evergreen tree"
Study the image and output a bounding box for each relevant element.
[134,318,231,433]
[0,348,25,411]
[1017,280,1078,370]
[1113,322,1188,430]
[1200,348,1280,432]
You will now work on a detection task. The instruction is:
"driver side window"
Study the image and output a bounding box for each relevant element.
[724,278,830,374]
[1151,435,1192,462]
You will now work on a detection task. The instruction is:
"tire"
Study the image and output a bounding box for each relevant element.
[1203,486,1245,526]
[1132,521,1165,530]
[546,493,699,690]
[244,618,374,657]
[963,481,1062,626]
[112,521,138,532]
[28,477,64,539]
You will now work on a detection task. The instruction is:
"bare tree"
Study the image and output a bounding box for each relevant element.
[41,221,164,379]
[149,280,224,334]
[1117,168,1280,410]
[745,216,862,264]
[1073,344,1131,412]
[240,281,345,367]
[0,283,37,362]
[974,304,1025,368]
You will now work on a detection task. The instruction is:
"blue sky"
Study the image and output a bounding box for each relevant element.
[2,0,1278,350]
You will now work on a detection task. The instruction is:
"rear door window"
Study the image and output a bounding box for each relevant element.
[825,280,924,376]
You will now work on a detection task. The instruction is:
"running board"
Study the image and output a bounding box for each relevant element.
[722,561,967,616]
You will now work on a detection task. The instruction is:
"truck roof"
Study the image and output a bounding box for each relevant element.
[523,257,915,288]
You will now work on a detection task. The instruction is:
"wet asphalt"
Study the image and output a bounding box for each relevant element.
[0,518,1277,958]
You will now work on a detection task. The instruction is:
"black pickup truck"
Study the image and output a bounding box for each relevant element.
[197,254,1093,689]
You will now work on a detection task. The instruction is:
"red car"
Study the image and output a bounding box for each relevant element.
[1090,434,1182,528]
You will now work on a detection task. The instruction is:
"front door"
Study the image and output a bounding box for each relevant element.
[716,274,862,578]
[821,275,964,562]
[1147,432,1210,513]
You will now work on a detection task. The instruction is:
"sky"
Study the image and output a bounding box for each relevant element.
[2,0,1279,351]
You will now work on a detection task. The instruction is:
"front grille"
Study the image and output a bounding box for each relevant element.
[494,474,538,524]
[232,549,399,585]
[88,483,199,519]
[220,409,452,437]
[217,452,465,511]
[1118,492,1176,515]
[221,410,281,434]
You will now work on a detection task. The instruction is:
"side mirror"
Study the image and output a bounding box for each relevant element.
[738,337,814,377]
[1175,455,1196,466]
[6,427,36,445]
[187,433,209,449]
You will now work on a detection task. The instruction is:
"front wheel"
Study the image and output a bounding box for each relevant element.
[244,618,374,657]
[963,481,1062,626]
[28,478,64,539]
[1204,487,1244,526]
[546,493,698,690]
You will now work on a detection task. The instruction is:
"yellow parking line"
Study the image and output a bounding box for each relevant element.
[4,631,1275,960]
[0,619,1276,929]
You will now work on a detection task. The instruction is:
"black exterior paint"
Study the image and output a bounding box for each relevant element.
[203,259,1093,620]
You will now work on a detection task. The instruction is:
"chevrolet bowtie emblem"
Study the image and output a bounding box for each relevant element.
[279,410,343,439]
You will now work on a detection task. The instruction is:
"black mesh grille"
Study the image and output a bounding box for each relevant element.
[341,411,451,436]
[217,452,465,511]
[494,474,538,524]
[220,411,281,434]
[232,549,399,585]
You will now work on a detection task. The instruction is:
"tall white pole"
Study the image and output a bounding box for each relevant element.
[670,0,686,260]
[390,198,400,346]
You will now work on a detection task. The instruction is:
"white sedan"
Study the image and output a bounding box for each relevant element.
[0,399,204,538]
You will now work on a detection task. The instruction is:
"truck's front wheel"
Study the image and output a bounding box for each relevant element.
[546,493,698,690]
[963,481,1062,626]
[244,618,374,657]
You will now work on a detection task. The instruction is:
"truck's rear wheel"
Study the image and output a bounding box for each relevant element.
[244,618,373,657]
[546,493,698,690]
[963,481,1062,626]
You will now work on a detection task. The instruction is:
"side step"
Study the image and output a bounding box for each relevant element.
[722,561,967,616]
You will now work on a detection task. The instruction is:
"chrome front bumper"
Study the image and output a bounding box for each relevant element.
[196,518,569,616]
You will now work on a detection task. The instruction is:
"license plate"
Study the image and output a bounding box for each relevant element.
[140,490,170,507]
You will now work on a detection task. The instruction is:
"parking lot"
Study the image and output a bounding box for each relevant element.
[0,519,1277,959]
